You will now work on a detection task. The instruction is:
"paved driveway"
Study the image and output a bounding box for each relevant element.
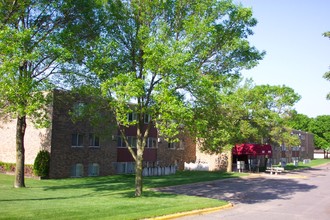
[157,163,330,220]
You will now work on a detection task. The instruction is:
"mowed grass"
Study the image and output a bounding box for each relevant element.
[284,158,330,170]
[0,171,245,220]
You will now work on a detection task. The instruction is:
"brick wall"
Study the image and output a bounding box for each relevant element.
[1,90,200,178]
[195,141,228,171]
[49,90,117,178]
[156,132,196,170]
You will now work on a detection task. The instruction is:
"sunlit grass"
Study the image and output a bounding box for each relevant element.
[0,171,243,220]
[284,158,330,171]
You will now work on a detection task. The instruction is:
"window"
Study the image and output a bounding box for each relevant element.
[178,140,185,149]
[127,112,137,122]
[88,163,100,176]
[144,114,151,124]
[115,162,135,174]
[117,136,126,147]
[146,137,157,148]
[117,136,137,148]
[128,136,137,148]
[89,133,100,147]
[292,146,300,151]
[168,142,176,149]
[71,163,84,177]
[72,134,84,147]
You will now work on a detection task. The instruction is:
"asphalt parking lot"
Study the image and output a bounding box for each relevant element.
[156,163,330,220]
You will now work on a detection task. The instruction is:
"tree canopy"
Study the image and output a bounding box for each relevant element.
[286,111,312,132]
[0,0,103,187]
[309,115,330,151]
[193,80,301,155]
[86,0,265,196]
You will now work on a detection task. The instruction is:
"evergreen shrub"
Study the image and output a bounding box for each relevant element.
[33,150,50,177]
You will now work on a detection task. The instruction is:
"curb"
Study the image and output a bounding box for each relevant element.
[144,203,233,220]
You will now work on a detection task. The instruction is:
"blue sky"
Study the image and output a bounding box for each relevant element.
[236,0,330,118]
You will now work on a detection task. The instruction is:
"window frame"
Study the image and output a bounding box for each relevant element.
[168,142,176,149]
[88,163,100,176]
[128,136,137,148]
[146,137,157,148]
[71,133,84,147]
[117,136,137,148]
[144,113,151,124]
[127,112,137,122]
[71,163,84,177]
[89,133,100,148]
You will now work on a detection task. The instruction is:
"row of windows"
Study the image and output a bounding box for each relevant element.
[117,136,157,148]
[168,140,185,149]
[127,112,151,124]
[71,133,184,150]
[72,133,100,147]
[71,163,100,177]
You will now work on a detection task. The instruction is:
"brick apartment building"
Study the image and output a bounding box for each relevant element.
[272,129,314,165]
[0,90,196,178]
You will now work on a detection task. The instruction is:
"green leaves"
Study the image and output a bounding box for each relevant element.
[91,0,266,153]
[0,0,103,123]
[309,115,330,150]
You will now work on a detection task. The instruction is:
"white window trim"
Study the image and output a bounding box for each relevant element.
[71,163,84,177]
[127,112,137,122]
[168,142,176,149]
[177,140,185,150]
[72,133,84,148]
[117,136,137,148]
[128,136,137,148]
[88,163,100,176]
[144,113,151,124]
[117,136,126,148]
[146,137,157,148]
[89,133,100,148]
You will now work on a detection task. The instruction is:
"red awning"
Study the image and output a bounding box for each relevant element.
[232,143,272,157]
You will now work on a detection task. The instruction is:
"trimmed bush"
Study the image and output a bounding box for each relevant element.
[33,150,50,177]
[0,162,15,172]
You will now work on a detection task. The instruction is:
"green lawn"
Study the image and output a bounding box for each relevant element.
[0,171,244,220]
[284,158,330,170]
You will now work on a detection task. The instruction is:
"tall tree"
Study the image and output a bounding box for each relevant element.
[244,84,301,146]
[0,0,102,187]
[286,110,312,132]
[193,80,301,171]
[309,115,330,158]
[91,0,264,196]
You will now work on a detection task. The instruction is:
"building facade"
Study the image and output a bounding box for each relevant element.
[0,90,196,178]
[272,129,315,165]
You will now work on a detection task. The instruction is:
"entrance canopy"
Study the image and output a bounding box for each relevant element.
[233,143,272,157]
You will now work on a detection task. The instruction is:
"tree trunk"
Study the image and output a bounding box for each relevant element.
[226,150,233,172]
[15,115,26,188]
[135,145,143,197]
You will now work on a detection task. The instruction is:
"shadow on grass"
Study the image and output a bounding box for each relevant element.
[0,171,240,202]
[41,171,242,192]
[0,189,178,202]
[144,171,245,188]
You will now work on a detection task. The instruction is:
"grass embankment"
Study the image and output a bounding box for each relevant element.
[284,158,330,171]
[0,171,245,220]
